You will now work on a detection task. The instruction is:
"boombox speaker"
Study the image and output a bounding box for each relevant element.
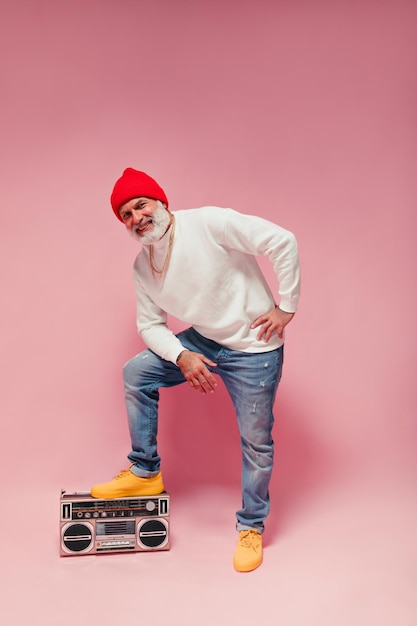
[60,490,170,556]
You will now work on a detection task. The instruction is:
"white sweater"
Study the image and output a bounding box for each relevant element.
[132,207,300,363]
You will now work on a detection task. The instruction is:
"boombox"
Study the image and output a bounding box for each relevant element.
[60,490,170,556]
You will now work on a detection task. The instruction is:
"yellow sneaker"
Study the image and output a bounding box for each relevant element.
[91,467,165,499]
[233,530,263,572]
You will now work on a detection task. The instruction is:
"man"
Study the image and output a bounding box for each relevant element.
[91,168,301,572]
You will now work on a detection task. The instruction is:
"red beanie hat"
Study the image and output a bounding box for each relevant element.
[110,168,169,221]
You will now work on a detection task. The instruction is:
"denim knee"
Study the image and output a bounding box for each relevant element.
[122,352,149,387]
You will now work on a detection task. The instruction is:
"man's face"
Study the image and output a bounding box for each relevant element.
[119,197,171,245]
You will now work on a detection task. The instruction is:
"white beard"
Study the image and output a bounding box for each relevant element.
[129,201,171,245]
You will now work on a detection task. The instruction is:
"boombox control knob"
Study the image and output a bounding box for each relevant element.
[101,512,107,517]
[145,501,156,512]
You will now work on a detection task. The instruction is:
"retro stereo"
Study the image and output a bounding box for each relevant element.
[60,490,170,556]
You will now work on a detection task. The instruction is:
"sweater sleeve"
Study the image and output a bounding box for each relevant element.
[220,209,301,313]
[133,272,185,363]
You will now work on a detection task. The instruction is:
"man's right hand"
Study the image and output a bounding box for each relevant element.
[176,350,217,394]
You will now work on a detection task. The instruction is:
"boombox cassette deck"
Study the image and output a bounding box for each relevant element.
[60,490,170,556]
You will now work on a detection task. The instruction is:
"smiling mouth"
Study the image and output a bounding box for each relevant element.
[136,219,152,234]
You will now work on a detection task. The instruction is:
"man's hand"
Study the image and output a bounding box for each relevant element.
[251,307,295,342]
[177,350,217,394]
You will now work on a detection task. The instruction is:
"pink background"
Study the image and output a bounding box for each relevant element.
[1,0,416,624]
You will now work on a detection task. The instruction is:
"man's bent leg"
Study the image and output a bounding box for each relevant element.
[91,348,186,498]
[123,349,185,476]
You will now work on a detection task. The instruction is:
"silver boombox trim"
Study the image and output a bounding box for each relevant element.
[60,490,170,556]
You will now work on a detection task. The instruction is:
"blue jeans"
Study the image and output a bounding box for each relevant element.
[123,327,283,532]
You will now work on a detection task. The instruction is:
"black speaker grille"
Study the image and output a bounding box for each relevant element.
[138,519,168,548]
[62,523,93,552]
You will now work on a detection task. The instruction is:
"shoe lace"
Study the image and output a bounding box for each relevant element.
[240,530,261,552]
[113,469,131,480]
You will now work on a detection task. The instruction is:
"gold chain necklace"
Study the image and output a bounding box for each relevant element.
[148,214,176,280]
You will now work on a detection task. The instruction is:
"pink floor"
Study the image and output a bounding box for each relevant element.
[3,468,416,625]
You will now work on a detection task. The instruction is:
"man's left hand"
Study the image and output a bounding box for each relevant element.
[251,307,295,342]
